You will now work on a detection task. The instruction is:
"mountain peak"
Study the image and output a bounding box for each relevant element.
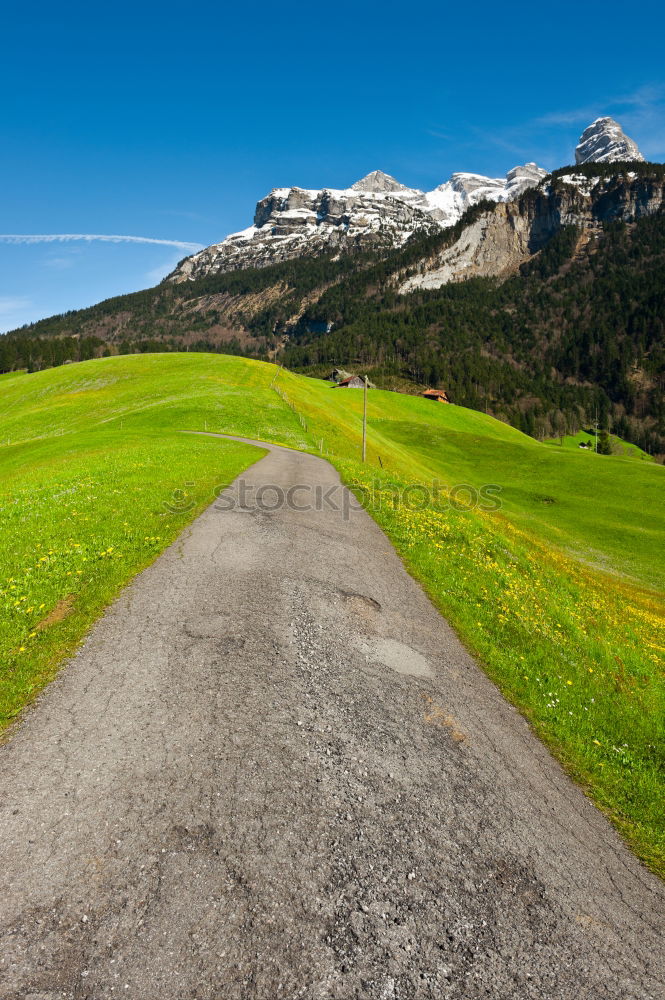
[351,170,412,193]
[575,117,644,165]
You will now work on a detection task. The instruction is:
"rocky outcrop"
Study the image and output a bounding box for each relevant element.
[575,117,644,164]
[400,170,665,292]
[351,171,413,194]
[173,173,442,282]
[400,205,535,290]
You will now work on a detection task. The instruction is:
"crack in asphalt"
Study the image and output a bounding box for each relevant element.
[0,437,663,998]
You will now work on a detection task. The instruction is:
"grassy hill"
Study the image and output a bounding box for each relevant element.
[544,429,655,461]
[1,353,663,872]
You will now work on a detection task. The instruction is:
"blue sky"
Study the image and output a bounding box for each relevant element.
[2,0,664,332]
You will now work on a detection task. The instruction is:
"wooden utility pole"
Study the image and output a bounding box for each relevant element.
[594,406,599,453]
[362,375,368,463]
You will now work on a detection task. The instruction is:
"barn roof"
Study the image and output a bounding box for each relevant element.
[332,374,376,388]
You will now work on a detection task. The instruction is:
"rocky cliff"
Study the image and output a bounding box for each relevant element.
[400,168,665,292]
[575,117,644,165]
[173,173,439,281]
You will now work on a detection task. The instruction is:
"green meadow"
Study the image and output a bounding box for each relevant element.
[544,429,655,462]
[1,354,663,873]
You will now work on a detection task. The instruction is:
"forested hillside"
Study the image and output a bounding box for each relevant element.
[286,213,665,452]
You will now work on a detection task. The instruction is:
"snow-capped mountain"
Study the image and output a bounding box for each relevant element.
[169,119,645,282]
[575,117,644,165]
[170,165,548,281]
[173,173,439,281]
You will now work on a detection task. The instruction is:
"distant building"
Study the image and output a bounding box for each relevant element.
[335,375,369,389]
[334,375,377,389]
[421,388,450,403]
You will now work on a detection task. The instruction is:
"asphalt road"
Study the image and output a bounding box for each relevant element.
[1,437,663,1000]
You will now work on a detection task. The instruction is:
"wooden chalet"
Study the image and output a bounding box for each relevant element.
[421,388,450,403]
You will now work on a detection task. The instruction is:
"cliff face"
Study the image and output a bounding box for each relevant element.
[169,165,548,283]
[174,177,441,282]
[400,170,665,292]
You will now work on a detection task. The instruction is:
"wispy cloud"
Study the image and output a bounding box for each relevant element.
[535,85,665,127]
[159,209,207,222]
[144,253,186,285]
[533,84,665,159]
[0,295,36,332]
[614,84,665,109]
[0,296,32,318]
[612,86,665,159]
[467,127,531,158]
[0,233,204,250]
[42,254,77,270]
[535,104,604,127]
[458,84,665,174]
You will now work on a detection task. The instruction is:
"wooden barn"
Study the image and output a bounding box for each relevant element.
[421,388,450,403]
[334,375,375,389]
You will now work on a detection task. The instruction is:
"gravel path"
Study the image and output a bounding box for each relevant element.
[1,437,662,999]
